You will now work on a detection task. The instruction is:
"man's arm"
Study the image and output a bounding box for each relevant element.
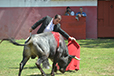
[57,27,70,39]
[76,12,79,16]
[55,24,76,41]
[31,16,47,30]
[58,27,76,41]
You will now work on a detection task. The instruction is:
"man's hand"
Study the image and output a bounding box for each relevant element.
[29,28,33,32]
[78,14,81,17]
[69,37,76,41]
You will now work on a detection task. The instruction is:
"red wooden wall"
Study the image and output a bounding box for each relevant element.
[61,16,86,39]
[98,0,114,37]
[0,6,97,39]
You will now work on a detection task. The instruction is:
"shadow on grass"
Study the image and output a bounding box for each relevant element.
[9,66,37,69]
[78,39,114,48]
[27,74,50,76]
[27,73,61,76]
[66,70,76,73]
[9,66,76,76]
[27,71,75,76]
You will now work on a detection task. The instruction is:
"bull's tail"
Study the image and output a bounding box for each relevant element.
[0,38,29,46]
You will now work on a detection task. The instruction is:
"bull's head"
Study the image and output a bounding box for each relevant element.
[58,55,80,73]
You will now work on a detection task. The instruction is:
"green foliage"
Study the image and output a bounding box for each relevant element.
[0,39,114,76]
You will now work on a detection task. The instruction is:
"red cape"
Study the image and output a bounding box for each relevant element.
[56,39,80,71]
[66,39,80,71]
[52,32,80,71]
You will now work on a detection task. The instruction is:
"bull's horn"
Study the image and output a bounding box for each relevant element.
[74,56,81,60]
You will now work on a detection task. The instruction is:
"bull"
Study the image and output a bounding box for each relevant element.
[0,32,80,76]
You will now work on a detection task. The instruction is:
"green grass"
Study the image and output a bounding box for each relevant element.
[0,39,114,76]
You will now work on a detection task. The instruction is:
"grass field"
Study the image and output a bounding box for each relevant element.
[0,39,114,76]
